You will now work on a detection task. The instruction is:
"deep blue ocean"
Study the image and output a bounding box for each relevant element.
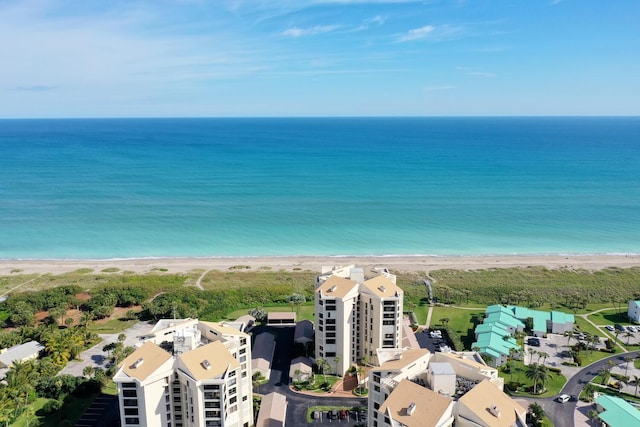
[1,117,639,259]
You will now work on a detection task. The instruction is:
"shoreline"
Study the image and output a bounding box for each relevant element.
[1,254,639,275]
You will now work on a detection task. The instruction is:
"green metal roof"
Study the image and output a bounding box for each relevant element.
[472,331,520,358]
[551,311,575,324]
[475,322,511,337]
[596,395,640,426]
[509,306,549,333]
[485,311,524,329]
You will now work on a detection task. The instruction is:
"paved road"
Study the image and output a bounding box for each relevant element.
[518,350,640,427]
[255,325,367,427]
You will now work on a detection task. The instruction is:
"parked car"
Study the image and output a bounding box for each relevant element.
[627,326,636,332]
[615,324,626,332]
[605,325,615,332]
[557,394,571,403]
[527,338,541,347]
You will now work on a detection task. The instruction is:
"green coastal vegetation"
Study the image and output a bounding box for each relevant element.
[0,265,639,424]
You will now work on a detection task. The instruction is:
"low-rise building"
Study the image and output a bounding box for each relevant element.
[0,341,44,369]
[595,394,640,426]
[255,392,287,427]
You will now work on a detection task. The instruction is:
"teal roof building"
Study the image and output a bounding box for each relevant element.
[596,395,640,426]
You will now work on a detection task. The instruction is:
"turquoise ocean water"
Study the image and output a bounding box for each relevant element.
[0,117,639,259]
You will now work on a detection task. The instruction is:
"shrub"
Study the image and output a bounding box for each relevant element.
[548,367,562,374]
[41,399,63,414]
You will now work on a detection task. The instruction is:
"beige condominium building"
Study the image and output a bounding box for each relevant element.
[113,319,253,427]
[368,347,518,427]
[315,265,403,375]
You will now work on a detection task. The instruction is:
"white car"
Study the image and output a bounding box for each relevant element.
[557,394,571,403]
[605,325,615,331]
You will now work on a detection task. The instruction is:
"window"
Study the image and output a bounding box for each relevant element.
[124,418,139,425]
[327,339,336,344]
[326,352,336,357]
[123,390,137,398]
[124,408,139,416]
[123,399,138,407]
[326,326,336,331]
[121,383,136,388]
[383,320,394,325]
[326,319,336,324]
[383,313,395,319]
[326,332,336,338]
[204,385,220,390]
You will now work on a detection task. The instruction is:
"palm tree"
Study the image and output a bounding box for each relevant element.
[587,409,600,426]
[528,348,537,364]
[356,366,366,392]
[525,363,550,394]
[624,356,633,377]
[538,351,549,365]
[633,375,640,396]
[564,330,575,345]
[316,358,328,383]
[333,355,341,376]
[584,383,597,402]
[361,354,370,367]
[625,331,634,345]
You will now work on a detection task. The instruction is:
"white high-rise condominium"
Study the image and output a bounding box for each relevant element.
[315,265,403,375]
[113,319,253,427]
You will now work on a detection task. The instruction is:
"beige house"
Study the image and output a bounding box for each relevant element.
[114,319,253,427]
[315,265,403,375]
[255,392,287,427]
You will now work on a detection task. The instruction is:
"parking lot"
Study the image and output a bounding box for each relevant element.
[309,408,367,426]
[523,333,602,380]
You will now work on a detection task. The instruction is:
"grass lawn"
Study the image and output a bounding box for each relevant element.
[587,309,632,326]
[431,306,485,350]
[86,318,139,333]
[225,304,315,322]
[11,393,97,427]
[574,317,603,338]
[500,360,567,398]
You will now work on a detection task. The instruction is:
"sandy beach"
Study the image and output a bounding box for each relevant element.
[1,254,639,276]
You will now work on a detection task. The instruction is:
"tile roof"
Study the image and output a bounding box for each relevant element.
[457,379,526,427]
[316,275,358,299]
[120,341,173,382]
[379,379,453,427]
[361,275,402,299]
[378,348,430,370]
[179,341,239,381]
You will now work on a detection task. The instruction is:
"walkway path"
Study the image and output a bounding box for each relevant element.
[425,304,434,329]
[0,274,42,298]
[194,269,211,290]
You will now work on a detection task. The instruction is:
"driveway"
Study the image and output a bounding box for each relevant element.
[61,321,155,377]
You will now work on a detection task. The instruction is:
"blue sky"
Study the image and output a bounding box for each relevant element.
[2,0,639,117]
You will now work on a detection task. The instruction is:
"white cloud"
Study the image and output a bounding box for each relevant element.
[398,25,434,42]
[281,25,340,37]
